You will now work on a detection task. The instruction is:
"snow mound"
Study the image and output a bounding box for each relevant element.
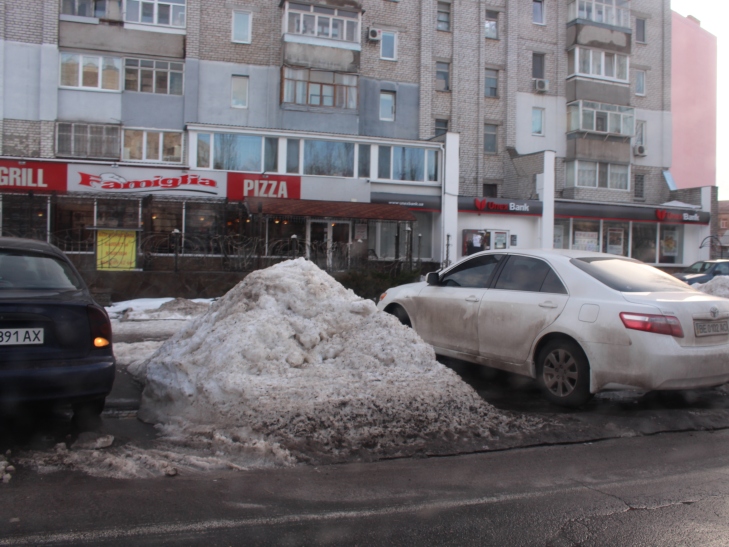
[120,298,213,322]
[113,340,165,381]
[139,259,532,465]
[694,276,729,299]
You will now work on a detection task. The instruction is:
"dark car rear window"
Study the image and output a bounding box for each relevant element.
[0,251,84,290]
[571,256,695,293]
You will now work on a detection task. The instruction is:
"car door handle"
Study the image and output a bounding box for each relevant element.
[539,301,558,309]
[465,296,480,302]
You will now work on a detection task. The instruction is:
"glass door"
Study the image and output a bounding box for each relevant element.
[307,220,351,270]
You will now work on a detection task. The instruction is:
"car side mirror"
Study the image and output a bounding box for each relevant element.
[426,272,440,286]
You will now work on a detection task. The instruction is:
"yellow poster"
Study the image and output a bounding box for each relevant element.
[96,230,137,271]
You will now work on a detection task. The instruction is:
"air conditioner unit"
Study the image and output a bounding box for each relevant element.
[368,28,382,41]
[534,78,549,93]
[633,144,647,156]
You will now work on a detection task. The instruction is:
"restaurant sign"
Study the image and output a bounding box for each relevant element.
[0,160,67,193]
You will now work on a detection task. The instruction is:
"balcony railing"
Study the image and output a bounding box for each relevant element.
[568,0,631,29]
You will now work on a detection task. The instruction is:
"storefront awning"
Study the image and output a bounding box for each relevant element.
[244,197,416,222]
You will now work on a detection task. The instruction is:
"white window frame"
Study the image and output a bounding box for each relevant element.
[56,122,121,159]
[567,100,635,136]
[533,0,545,25]
[284,2,361,44]
[567,0,631,28]
[380,31,397,60]
[125,0,186,28]
[122,128,184,163]
[124,57,184,95]
[635,70,646,96]
[282,68,358,109]
[231,75,249,108]
[379,91,395,121]
[569,47,629,83]
[61,0,108,18]
[532,107,545,136]
[635,120,647,146]
[232,10,252,44]
[59,53,122,91]
[566,160,631,190]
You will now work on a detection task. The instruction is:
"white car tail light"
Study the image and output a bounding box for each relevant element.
[620,312,684,338]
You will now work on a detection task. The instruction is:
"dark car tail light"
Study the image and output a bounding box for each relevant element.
[87,305,112,348]
[620,312,684,338]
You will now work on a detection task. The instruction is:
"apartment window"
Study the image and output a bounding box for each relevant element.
[231,76,248,108]
[56,123,120,159]
[532,53,545,79]
[123,129,182,162]
[381,31,397,60]
[232,10,252,43]
[377,146,438,182]
[305,140,354,177]
[380,91,395,121]
[567,101,635,136]
[721,219,728,230]
[285,2,360,43]
[568,47,629,82]
[287,139,300,174]
[566,160,630,190]
[435,119,448,136]
[533,0,544,24]
[213,134,262,171]
[532,108,545,136]
[483,183,498,197]
[61,0,107,18]
[484,124,498,153]
[635,70,646,96]
[635,120,646,146]
[60,53,121,90]
[484,69,498,97]
[283,68,357,108]
[634,174,645,199]
[484,10,498,39]
[636,17,646,42]
[126,0,186,28]
[436,62,450,91]
[437,2,451,31]
[568,0,631,28]
[124,58,183,95]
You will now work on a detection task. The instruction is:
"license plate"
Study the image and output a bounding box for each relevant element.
[0,328,44,346]
[694,321,729,337]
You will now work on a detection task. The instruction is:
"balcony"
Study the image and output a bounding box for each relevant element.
[568,0,631,29]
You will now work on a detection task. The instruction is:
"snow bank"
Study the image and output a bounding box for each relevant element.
[138,259,534,465]
[108,297,213,322]
[694,276,729,299]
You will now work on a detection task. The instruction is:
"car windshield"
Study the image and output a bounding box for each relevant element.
[684,261,712,273]
[0,251,83,290]
[571,256,696,293]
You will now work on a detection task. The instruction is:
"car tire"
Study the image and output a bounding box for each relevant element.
[536,340,592,408]
[72,398,105,430]
[390,306,412,328]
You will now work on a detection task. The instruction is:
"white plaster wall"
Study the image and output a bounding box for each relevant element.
[515,92,567,156]
[633,109,672,169]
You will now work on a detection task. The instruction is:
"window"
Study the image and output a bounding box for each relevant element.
[532,53,545,79]
[636,17,646,43]
[125,0,186,28]
[495,256,563,293]
[232,10,252,43]
[485,68,498,97]
[56,123,120,159]
[566,160,629,190]
[484,10,498,39]
[285,2,360,43]
[60,53,121,90]
[123,129,182,162]
[61,0,108,18]
[231,76,248,108]
[635,70,646,96]
[634,174,645,199]
[484,124,497,153]
[435,119,448,136]
[483,183,498,197]
[124,58,183,95]
[635,120,646,146]
[568,47,629,82]
[436,62,450,91]
[287,139,300,174]
[568,0,631,28]
[567,101,635,136]
[379,91,395,121]
[304,140,354,177]
[283,68,357,109]
[377,146,438,182]
[381,31,397,60]
[213,134,262,171]
[441,254,504,288]
[721,219,727,229]
[437,2,451,31]
[358,144,370,178]
[533,0,544,24]
[532,108,545,135]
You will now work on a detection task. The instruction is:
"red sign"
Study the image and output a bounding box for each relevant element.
[474,199,531,213]
[0,160,67,193]
[77,172,218,193]
[655,209,700,222]
[227,173,301,201]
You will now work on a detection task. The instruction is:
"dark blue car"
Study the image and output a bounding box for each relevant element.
[0,237,115,420]
[673,259,729,286]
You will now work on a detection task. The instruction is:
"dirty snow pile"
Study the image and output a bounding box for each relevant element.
[136,258,536,466]
[694,276,729,299]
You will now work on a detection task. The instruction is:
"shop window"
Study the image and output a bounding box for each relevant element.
[185,203,222,239]
[96,199,140,229]
[225,201,254,238]
[553,218,570,249]
[232,10,252,43]
[213,134,262,171]
[57,123,120,159]
[60,53,121,90]
[125,0,186,28]
[123,129,182,162]
[659,224,683,264]
[266,218,307,256]
[124,58,183,95]
[631,223,657,263]
[1,194,48,240]
[283,68,357,109]
[149,201,182,234]
[571,220,600,252]
[53,199,95,253]
[304,140,354,177]
[602,221,629,256]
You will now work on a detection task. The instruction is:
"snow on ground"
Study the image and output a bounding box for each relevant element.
[113,340,165,381]
[694,276,729,299]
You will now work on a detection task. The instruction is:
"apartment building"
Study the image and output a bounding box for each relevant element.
[0,0,713,273]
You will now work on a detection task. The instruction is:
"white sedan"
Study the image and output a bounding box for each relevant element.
[377,249,729,407]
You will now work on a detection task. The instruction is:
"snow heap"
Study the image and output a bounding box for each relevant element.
[694,276,729,299]
[138,258,526,465]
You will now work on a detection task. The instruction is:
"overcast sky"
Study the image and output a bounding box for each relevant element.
[670,0,728,200]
